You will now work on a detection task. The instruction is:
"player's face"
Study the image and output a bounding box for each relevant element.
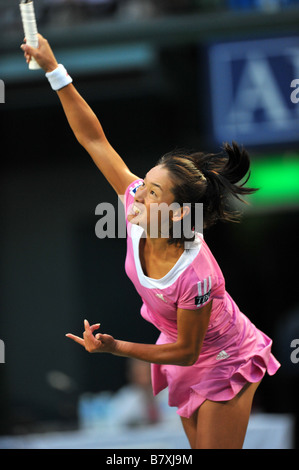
[128,165,179,237]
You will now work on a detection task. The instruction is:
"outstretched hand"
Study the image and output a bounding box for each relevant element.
[66,319,116,354]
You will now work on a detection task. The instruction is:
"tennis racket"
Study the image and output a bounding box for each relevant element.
[20,0,41,70]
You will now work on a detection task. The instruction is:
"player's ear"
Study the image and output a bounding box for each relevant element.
[171,205,190,222]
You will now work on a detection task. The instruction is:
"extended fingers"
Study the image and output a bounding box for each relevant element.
[84,319,100,333]
[66,320,101,351]
[65,333,85,346]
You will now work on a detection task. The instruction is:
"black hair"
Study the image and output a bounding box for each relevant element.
[156,141,258,247]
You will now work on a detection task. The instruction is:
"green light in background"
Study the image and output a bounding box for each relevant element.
[247,154,299,207]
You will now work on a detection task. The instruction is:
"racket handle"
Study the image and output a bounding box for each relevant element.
[20,1,41,70]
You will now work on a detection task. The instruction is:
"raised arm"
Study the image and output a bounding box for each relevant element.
[21,34,139,195]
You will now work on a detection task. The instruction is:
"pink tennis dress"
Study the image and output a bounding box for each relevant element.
[124,179,280,418]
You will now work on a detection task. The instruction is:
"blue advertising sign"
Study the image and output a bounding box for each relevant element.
[208,36,299,146]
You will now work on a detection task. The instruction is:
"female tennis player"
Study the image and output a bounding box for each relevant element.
[21,35,280,449]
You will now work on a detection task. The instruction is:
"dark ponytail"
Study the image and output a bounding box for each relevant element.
[156,141,258,245]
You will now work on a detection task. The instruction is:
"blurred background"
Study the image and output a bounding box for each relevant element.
[0,0,299,449]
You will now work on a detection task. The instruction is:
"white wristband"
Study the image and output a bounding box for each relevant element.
[45,64,73,91]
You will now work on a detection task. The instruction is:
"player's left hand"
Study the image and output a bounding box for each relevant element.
[66,319,116,354]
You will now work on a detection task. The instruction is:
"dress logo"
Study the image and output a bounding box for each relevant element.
[155,293,167,303]
[195,276,212,307]
[216,350,230,360]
